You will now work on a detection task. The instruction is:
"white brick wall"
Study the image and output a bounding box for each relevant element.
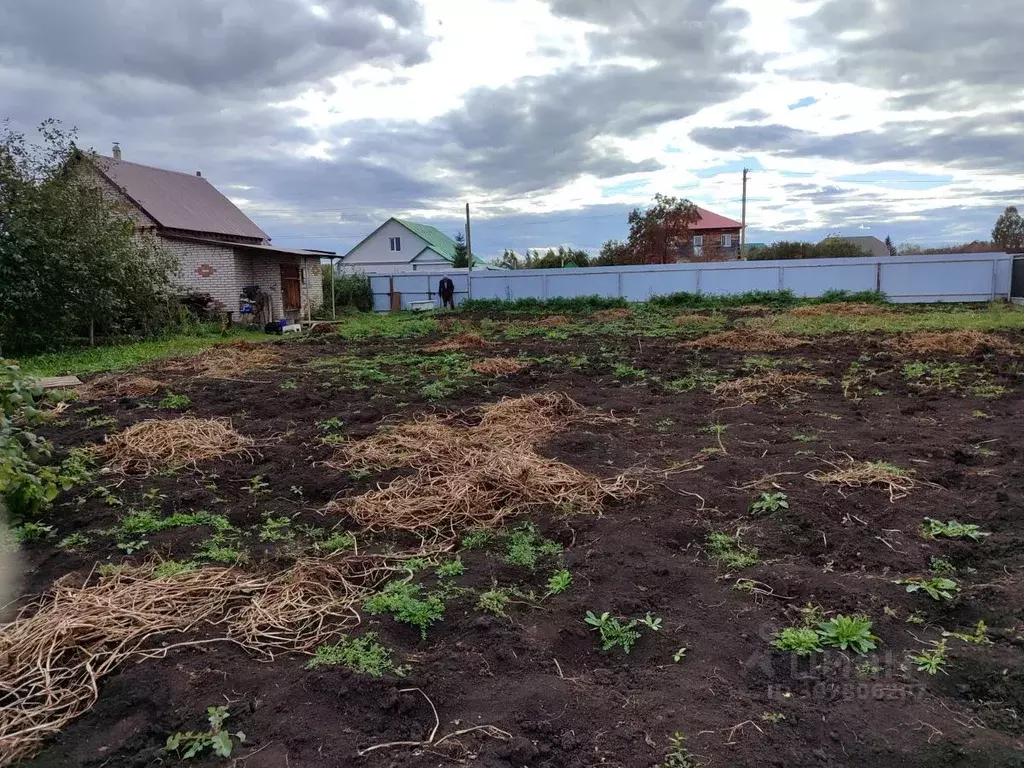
[159,236,240,311]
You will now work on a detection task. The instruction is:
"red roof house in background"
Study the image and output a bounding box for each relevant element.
[678,206,743,262]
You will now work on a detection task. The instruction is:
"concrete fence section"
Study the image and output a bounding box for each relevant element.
[370,252,1014,311]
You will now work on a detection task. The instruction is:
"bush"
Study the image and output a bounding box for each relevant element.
[746,239,870,261]
[320,269,373,315]
[650,290,800,309]
[0,120,179,355]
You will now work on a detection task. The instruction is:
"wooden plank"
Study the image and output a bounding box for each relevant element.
[36,375,83,389]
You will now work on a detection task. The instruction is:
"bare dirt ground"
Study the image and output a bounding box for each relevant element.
[10,306,1024,768]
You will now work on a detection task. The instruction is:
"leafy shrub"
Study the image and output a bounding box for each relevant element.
[898,577,959,601]
[460,295,629,313]
[1,361,93,520]
[922,518,990,541]
[305,632,404,677]
[750,492,789,517]
[584,610,662,653]
[320,269,374,314]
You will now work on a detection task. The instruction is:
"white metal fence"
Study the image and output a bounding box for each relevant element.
[369,252,1014,311]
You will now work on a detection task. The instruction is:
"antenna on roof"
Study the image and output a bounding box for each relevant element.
[196,171,202,177]
[111,142,122,161]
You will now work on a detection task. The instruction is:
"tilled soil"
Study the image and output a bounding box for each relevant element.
[14,319,1024,768]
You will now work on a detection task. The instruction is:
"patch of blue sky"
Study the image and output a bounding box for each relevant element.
[693,157,763,179]
[788,96,818,110]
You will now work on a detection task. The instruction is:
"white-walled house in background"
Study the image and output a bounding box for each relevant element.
[341,218,487,274]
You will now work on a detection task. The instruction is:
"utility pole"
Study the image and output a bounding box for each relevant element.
[465,202,473,300]
[741,168,749,259]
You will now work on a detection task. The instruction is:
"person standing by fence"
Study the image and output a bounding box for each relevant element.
[438,275,455,309]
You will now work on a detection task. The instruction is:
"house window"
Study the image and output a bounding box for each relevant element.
[721,234,733,248]
[692,235,704,247]
[389,236,402,252]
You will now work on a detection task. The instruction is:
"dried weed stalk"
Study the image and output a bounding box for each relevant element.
[683,329,807,352]
[424,332,490,353]
[99,418,255,473]
[471,357,529,376]
[789,303,889,317]
[77,374,163,401]
[714,372,825,404]
[807,457,923,501]
[886,331,1011,356]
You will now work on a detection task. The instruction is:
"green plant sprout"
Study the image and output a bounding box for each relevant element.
[705,532,759,569]
[477,588,512,617]
[436,558,465,578]
[817,615,879,655]
[771,627,822,656]
[750,491,789,517]
[305,633,406,677]
[910,640,949,675]
[585,611,642,653]
[672,647,688,663]
[545,569,572,596]
[158,393,191,409]
[658,732,697,768]
[943,620,992,646]
[922,518,990,541]
[898,577,959,601]
[364,581,445,639]
[165,706,245,759]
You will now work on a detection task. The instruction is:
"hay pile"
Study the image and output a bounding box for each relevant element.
[424,332,490,353]
[162,341,282,379]
[886,331,1011,356]
[683,329,807,352]
[77,374,163,401]
[714,372,825,404]
[471,357,529,376]
[807,458,920,502]
[537,315,570,328]
[0,555,410,765]
[328,393,638,535]
[592,308,631,321]
[790,303,889,317]
[99,418,254,473]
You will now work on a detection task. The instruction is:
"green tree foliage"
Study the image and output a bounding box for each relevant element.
[498,246,592,269]
[596,239,631,266]
[498,249,520,269]
[0,120,179,355]
[885,235,898,256]
[452,231,471,268]
[627,194,700,264]
[319,268,373,314]
[746,238,870,261]
[992,206,1024,253]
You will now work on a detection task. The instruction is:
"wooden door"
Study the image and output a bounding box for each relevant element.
[280,264,301,311]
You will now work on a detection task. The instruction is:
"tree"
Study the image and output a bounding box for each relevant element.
[596,239,631,266]
[497,249,521,270]
[992,206,1024,253]
[0,119,178,355]
[452,231,470,268]
[627,194,700,264]
[885,235,898,256]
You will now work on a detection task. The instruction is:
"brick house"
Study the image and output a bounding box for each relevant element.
[675,207,743,262]
[74,146,328,322]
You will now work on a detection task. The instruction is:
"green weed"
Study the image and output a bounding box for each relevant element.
[86,415,117,429]
[658,732,697,768]
[57,532,91,550]
[158,393,191,409]
[279,380,298,390]
[258,515,293,542]
[306,632,405,677]
[771,627,822,656]
[898,577,959,601]
[817,615,879,654]
[477,588,512,617]
[546,569,572,596]
[165,706,245,759]
[460,530,494,550]
[364,581,445,639]
[930,557,956,574]
[153,560,197,578]
[922,518,990,541]
[705,532,758,569]
[584,611,642,653]
[910,640,949,675]
[505,523,562,568]
[436,558,465,578]
[750,492,788,517]
[943,620,992,646]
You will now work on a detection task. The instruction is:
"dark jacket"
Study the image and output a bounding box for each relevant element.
[438,278,455,296]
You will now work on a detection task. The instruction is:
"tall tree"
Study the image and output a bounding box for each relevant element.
[627,194,700,264]
[0,119,177,355]
[451,231,470,268]
[993,206,1024,253]
[885,235,898,256]
[497,249,520,270]
[596,239,631,266]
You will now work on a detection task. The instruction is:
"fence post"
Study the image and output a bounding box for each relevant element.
[875,261,882,293]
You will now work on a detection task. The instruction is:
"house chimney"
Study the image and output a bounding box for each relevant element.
[112,142,121,160]
[196,171,202,177]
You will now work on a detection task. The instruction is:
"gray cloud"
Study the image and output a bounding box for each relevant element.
[690,113,1024,175]
[795,0,1023,109]
[0,0,431,96]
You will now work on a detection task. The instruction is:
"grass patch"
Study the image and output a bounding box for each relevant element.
[759,304,1024,336]
[363,581,445,639]
[807,458,918,501]
[305,632,405,677]
[706,532,758,569]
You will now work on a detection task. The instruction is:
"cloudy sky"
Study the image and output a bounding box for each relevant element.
[2,0,1021,258]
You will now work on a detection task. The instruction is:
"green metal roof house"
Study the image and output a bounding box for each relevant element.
[340,217,486,273]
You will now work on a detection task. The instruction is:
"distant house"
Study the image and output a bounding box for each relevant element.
[341,218,486,274]
[676,207,743,262]
[73,146,328,322]
[819,235,890,258]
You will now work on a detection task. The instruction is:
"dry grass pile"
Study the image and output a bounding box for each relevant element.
[592,308,631,321]
[886,330,1011,356]
[471,357,529,376]
[328,393,638,535]
[424,332,490,352]
[730,305,772,315]
[76,374,163,401]
[99,418,254,473]
[0,555,413,765]
[683,329,807,352]
[161,341,282,378]
[537,315,570,328]
[789,302,889,317]
[807,458,921,502]
[714,372,825,404]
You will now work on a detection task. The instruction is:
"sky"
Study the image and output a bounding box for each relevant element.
[1,0,1022,259]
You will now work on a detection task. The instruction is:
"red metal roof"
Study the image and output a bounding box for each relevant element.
[691,206,742,231]
[93,156,269,241]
